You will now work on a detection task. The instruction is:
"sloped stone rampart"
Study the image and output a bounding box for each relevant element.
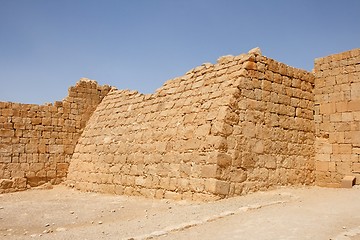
[0,79,111,193]
[67,49,315,200]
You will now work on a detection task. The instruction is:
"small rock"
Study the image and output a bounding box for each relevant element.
[70,211,75,214]
[98,221,103,225]
[248,47,262,56]
[45,223,50,227]
[0,207,4,210]
[111,209,116,213]
[56,227,67,232]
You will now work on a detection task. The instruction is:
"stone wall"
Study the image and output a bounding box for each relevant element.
[2,48,358,199]
[0,79,111,193]
[226,51,315,196]
[67,48,315,201]
[314,48,360,186]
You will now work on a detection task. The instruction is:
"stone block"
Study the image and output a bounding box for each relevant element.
[230,169,247,183]
[0,129,14,137]
[342,113,353,122]
[216,152,232,167]
[11,171,25,178]
[0,179,13,189]
[341,176,356,188]
[320,103,336,115]
[164,191,182,201]
[351,131,360,144]
[348,100,360,111]
[201,165,218,178]
[205,179,230,195]
[315,161,329,172]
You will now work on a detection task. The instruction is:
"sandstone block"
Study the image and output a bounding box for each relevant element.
[205,179,230,195]
[201,165,218,178]
[230,169,247,183]
[341,176,355,188]
[11,171,25,178]
[0,179,13,189]
[348,100,360,111]
[320,103,336,114]
[351,131,360,144]
[216,152,232,167]
[164,191,182,201]
[315,161,329,172]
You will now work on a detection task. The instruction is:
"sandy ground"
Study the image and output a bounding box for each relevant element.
[0,185,360,240]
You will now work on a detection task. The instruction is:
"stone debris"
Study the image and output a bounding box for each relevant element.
[248,47,262,56]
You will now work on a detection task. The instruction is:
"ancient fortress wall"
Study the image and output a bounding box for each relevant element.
[314,48,360,186]
[67,49,315,201]
[1,48,358,200]
[0,79,110,193]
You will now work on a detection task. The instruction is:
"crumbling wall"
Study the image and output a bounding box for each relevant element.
[67,62,243,201]
[314,48,360,186]
[0,79,110,193]
[67,49,315,200]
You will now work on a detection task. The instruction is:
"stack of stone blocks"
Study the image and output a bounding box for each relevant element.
[0,48,359,200]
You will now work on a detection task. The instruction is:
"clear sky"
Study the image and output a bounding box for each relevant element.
[0,0,359,104]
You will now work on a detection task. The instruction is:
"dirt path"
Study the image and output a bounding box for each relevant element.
[0,185,359,240]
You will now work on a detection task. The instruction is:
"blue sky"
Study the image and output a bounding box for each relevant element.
[0,0,359,104]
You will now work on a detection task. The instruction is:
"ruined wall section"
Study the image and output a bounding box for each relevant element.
[67,49,316,200]
[216,52,315,196]
[67,56,247,201]
[0,79,111,193]
[314,48,360,186]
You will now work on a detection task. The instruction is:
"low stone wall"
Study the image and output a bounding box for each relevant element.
[314,48,360,186]
[67,48,315,201]
[0,79,111,193]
